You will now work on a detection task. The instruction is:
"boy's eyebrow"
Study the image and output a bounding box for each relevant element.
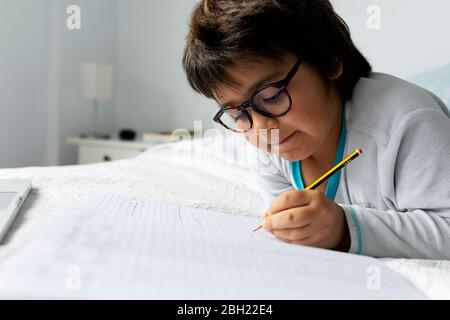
[219,70,282,109]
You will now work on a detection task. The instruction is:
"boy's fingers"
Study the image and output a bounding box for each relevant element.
[268,190,313,216]
[270,225,315,242]
[286,236,319,247]
[263,207,313,230]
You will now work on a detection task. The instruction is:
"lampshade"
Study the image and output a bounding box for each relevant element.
[80,62,113,101]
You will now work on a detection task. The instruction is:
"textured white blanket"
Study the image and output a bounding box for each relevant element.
[0,134,449,299]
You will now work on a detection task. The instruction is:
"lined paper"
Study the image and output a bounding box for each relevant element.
[0,193,424,299]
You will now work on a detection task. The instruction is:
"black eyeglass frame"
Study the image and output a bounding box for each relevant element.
[213,58,303,133]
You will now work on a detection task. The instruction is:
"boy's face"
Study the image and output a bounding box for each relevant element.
[214,52,343,162]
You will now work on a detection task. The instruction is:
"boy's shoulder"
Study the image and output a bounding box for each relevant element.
[346,72,450,146]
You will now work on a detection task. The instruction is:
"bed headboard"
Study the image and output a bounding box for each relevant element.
[407,63,450,110]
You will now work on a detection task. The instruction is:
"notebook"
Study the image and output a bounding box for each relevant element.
[0,192,425,299]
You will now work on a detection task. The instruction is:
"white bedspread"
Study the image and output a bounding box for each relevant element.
[0,134,449,299]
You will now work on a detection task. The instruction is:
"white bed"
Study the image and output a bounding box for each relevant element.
[0,132,449,299]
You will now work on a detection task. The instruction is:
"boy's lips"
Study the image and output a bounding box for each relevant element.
[277,131,297,146]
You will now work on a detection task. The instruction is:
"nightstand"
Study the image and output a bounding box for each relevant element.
[66,136,167,164]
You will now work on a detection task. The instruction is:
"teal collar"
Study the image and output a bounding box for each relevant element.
[290,114,347,201]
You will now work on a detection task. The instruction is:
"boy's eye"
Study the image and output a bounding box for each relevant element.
[224,109,244,121]
[232,113,246,122]
[263,91,283,104]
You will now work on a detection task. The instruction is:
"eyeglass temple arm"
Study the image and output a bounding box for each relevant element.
[284,58,302,84]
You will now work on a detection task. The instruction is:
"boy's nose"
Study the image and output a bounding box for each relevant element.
[248,110,280,148]
[250,109,278,133]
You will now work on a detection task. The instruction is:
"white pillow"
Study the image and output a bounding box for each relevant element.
[408,63,450,109]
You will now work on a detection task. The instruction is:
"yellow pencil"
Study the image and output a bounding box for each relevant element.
[252,148,363,232]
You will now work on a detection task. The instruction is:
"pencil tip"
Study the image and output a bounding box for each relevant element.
[252,225,262,232]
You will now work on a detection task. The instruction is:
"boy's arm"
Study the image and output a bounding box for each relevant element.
[341,109,450,259]
[340,205,450,258]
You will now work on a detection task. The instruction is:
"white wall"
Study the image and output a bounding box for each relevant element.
[0,0,116,167]
[0,0,49,168]
[49,0,116,165]
[114,0,215,135]
[331,0,450,78]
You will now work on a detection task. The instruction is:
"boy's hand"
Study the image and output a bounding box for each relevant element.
[262,189,350,251]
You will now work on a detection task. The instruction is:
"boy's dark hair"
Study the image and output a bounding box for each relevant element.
[182,0,372,102]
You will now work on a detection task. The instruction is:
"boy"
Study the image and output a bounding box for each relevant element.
[182,0,450,259]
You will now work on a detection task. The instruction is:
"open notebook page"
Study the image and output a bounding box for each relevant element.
[0,192,424,299]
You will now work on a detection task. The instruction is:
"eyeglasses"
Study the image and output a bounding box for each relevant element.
[214,58,302,133]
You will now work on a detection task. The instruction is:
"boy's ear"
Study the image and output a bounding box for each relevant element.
[329,58,343,80]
